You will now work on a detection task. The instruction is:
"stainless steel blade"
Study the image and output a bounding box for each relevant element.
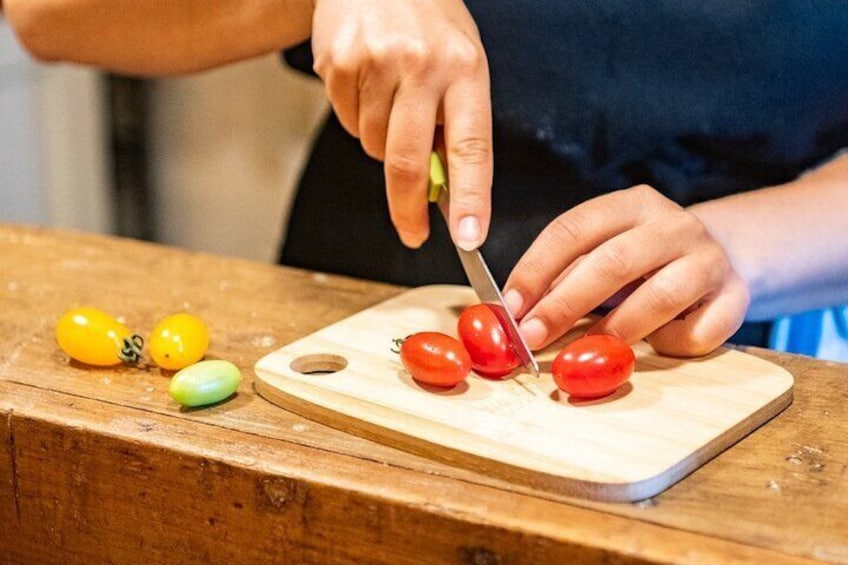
[432,179,539,377]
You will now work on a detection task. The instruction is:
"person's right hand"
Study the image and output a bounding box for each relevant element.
[311,0,493,251]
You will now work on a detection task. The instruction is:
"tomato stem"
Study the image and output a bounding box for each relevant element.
[390,336,410,355]
[119,334,144,364]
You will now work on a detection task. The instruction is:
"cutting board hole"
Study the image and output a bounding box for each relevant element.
[290,354,348,375]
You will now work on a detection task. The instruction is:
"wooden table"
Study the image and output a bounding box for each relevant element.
[1,223,845,564]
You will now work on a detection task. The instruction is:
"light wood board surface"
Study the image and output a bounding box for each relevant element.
[255,284,794,502]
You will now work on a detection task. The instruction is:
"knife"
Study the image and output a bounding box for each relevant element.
[428,152,539,377]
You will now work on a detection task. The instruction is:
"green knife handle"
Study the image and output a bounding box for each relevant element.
[428,151,447,203]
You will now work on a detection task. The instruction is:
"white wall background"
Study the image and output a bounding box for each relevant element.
[0,16,113,233]
[2,14,327,264]
[149,55,327,263]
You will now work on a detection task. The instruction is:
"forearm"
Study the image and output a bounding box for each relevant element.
[689,153,848,321]
[3,0,315,75]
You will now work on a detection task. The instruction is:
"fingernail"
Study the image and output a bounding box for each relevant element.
[457,215,481,251]
[503,289,524,317]
[518,317,548,350]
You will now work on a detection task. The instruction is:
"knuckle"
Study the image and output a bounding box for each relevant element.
[590,243,633,282]
[544,292,583,326]
[708,245,732,275]
[312,53,360,82]
[627,184,670,210]
[677,211,708,238]
[647,277,686,313]
[550,212,586,246]
[333,60,360,81]
[445,38,484,72]
[324,43,361,77]
[448,137,492,166]
[364,39,392,67]
[366,36,434,73]
[398,40,434,73]
[630,183,658,200]
[692,242,733,287]
[385,154,427,184]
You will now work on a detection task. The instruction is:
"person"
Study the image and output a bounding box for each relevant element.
[4,1,848,359]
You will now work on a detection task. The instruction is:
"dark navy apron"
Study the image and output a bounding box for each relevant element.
[280,2,848,347]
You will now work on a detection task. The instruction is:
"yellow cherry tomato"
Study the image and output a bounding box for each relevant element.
[149,313,210,371]
[56,306,143,366]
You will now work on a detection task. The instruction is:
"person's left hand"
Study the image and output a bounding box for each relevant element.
[502,185,751,357]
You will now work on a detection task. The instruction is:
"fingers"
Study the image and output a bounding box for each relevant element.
[514,219,702,350]
[646,274,750,357]
[384,37,493,250]
[312,14,362,139]
[504,186,674,320]
[357,72,397,161]
[383,86,438,248]
[585,252,726,343]
[443,60,493,251]
[503,185,749,356]
[319,57,361,139]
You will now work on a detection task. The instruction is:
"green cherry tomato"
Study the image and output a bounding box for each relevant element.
[169,360,241,407]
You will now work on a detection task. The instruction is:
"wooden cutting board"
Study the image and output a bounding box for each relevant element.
[254,285,794,502]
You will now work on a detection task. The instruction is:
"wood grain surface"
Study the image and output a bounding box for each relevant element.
[255,285,794,502]
[0,223,845,564]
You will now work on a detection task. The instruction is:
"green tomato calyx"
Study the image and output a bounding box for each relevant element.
[119,334,144,364]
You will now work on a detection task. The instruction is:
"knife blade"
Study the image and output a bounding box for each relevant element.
[428,152,539,377]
